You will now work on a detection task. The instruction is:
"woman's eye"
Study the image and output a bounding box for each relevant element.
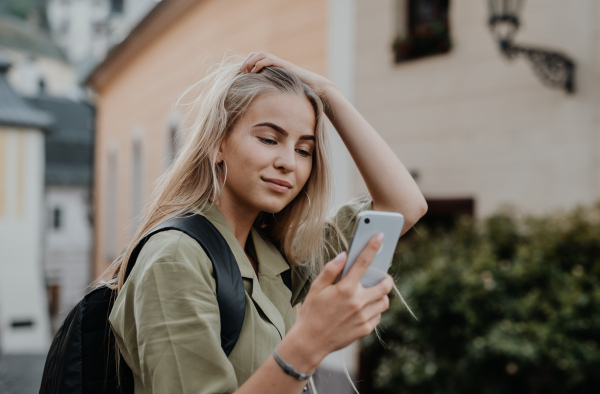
[258,137,277,145]
[296,149,312,157]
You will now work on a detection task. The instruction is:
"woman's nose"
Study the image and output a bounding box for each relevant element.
[274,147,296,172]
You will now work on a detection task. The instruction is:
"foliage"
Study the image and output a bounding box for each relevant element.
[360,203,600,394]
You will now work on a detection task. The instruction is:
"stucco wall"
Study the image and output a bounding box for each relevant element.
[355,0,600,217]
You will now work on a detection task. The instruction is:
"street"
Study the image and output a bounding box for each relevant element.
[0,354,46,394]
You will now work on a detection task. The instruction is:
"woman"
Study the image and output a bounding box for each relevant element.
[104,52,427,393]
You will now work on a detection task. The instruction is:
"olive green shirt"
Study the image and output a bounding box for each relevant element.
[109,198,374,393]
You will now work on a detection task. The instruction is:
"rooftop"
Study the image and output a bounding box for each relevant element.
[0,49,53,129]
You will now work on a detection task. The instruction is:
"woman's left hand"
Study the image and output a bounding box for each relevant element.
[240,51,336,96]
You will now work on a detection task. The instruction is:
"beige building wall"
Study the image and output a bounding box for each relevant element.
[355,0,600,217]
[91,0,328,278]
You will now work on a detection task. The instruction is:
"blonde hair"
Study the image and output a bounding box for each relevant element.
[98,55,335,291]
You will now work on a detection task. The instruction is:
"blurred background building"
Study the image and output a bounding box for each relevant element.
[0,0,100,352]
[0,49,53,353]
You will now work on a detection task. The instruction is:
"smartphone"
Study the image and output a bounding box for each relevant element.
[340,210,404,287]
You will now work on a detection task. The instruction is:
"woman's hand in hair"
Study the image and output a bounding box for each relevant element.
[277,234,393,370]
[240,51,336,96]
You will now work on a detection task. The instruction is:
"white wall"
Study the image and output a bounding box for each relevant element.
[355,0,600,217]
[0,127,51,353]
[44,186,93,326]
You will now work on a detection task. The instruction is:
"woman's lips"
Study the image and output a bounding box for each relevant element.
[262,178,292,193]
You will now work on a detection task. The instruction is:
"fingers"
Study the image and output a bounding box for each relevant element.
[363,275,394,303]
[240,52,258,72]
[239,51,285,74]
[361,295,390,322]
[342,233,384,285]
[309,252,347,293]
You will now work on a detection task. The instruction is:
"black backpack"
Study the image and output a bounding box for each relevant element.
[39,214,291,394]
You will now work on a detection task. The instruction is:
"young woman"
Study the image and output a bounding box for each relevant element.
[103,52,427,393]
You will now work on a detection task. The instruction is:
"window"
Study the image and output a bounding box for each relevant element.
[418,198,474,233]
[132,136,143,231]
[111,0,124,14]
[52,207,61,230]
[105,147,118,261]
[47,282,61,318]
[166,113,181,169]
[167,124,179,166]
[393,0,451,63]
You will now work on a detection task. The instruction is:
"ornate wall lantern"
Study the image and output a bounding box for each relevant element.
[487,0,575,93]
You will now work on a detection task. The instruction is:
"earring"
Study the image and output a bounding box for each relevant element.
[272,189,311,229]
[303,189,311,210]
[215,160,227,201]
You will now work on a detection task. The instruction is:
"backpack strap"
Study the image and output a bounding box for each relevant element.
[126,214,245,356]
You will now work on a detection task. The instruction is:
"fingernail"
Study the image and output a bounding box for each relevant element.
[334,252,346,263]
[376,233,384,242]
[250,66,256,73]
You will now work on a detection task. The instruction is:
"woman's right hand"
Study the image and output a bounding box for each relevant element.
[279,233,394,370]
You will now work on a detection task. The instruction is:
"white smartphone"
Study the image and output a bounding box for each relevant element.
[340,210,404,287]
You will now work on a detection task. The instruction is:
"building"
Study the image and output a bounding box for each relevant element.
[354,0,600,224]
[0,9,96,334]
[0,12,76,98]
[26,94,95,331]
[47,0,160,73]
[0,50,53,353]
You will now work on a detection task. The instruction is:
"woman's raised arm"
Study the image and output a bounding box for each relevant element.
[241,52,427,234]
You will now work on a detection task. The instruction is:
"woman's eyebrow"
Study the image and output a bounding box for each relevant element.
[253,122,315,141]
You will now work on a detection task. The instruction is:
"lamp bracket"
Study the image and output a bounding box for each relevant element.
[501,43,575,93]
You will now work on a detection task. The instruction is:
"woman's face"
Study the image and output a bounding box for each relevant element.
[218,92,316,217]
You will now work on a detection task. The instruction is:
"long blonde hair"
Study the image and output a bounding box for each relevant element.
[98,55,335,291]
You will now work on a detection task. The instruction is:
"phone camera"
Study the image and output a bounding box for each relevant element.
[364,218,370,224]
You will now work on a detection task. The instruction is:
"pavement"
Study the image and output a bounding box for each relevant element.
[0,353,46,394]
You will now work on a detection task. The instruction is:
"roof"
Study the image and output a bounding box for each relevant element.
[0,14,67,62]
[26,95,95,186]
[0,49,53,129]
[86,0,197,89]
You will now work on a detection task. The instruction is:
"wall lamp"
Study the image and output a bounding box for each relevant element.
[488,0,575,93]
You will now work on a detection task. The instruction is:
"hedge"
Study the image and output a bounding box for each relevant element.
[360,203,600,394]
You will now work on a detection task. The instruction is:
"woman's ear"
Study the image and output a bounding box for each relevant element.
[216,144,224,164]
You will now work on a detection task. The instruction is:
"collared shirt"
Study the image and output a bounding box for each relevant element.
[109,198,375,393]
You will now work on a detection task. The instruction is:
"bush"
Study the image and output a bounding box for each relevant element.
[360,203,600,394]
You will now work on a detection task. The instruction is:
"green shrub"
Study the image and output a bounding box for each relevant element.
[360,203,600,394]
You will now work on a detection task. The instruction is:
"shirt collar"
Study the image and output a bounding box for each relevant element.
[250,228,291,277]
[195,203,290,278]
